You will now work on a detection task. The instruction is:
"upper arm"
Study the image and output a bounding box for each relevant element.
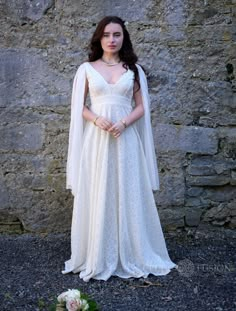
[133,80,144,111]
[84,77,89,103]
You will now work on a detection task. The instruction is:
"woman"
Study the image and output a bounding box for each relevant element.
[62,16,176,282]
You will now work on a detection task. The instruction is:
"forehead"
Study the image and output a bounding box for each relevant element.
[103,22,123,33]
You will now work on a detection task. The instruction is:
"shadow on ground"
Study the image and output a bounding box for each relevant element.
[0,226,235,311]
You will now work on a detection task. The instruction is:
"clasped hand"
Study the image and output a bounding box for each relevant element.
[95,116,125,138]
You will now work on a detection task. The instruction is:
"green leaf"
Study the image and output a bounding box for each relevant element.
[48,304,56,311]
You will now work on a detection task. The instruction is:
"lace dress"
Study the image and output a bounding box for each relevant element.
[62,62,176,281]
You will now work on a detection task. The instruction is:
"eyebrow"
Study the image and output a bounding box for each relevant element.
[103,31,121,34]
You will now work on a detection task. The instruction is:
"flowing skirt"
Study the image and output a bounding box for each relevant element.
[62,101,176,281]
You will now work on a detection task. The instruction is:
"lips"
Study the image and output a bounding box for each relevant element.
[108,45,116,48]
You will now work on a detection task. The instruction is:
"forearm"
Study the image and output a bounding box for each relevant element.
[122,104,144,127]
[82,105,113,130]
[82,105,98,123]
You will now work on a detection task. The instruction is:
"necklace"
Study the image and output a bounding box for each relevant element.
[101,57,121,66]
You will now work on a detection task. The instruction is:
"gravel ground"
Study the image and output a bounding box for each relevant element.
[0,226,235,311]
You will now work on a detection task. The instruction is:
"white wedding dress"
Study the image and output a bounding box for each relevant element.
[62,62,176,281]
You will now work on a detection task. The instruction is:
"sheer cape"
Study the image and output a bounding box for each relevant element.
[66,63,160,196]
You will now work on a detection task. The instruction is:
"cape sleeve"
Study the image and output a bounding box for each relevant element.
[66,63,87,196]
[135,64,160,191]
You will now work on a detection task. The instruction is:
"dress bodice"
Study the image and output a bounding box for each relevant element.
[84,62,135,106]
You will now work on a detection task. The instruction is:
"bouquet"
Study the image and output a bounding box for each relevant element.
[49,289,98,311]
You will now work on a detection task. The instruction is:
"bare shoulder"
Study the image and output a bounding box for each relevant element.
[78,61,93,71]
[88,59,104,70]
[80,60,98,66]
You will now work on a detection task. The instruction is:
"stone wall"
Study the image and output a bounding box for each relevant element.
[0,0,235,233]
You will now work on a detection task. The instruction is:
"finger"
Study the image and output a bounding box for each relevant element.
[103,118,112,125]
[114,132,120,138]
[105,124,111,131]
[106,121,113,127]
[112,129,119,134]
[105,122,113,129]
[102,122,106,126]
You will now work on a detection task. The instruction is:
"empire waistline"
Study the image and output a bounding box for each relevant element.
[90,95,132,107]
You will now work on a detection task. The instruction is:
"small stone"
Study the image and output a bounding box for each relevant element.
[186,175,230,186]
[160,209,185,229]
[231,170,236,185]
[204,204,230,221]
[229,217,236,228]
[185,208,202,227]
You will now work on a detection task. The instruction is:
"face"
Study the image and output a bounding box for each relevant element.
[100,22,124,54]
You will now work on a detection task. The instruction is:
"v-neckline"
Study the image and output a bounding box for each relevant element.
[86,62,130,86]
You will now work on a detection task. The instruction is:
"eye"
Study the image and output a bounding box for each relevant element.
[103,33,109,37]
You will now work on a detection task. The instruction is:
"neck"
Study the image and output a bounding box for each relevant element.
[102,52,120,63]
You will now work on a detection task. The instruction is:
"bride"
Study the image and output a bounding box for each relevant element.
[62,16,177,282]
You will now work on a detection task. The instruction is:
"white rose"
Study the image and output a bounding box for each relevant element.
[81,299,89,311]
[57,291,68,303]
[57,289,81,304]
[66,298,81,311]
[66,289,81,300]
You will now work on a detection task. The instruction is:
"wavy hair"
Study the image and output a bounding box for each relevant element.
[88,16,141,91]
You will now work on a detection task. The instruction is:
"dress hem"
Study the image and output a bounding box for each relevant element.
[62,263,178,282]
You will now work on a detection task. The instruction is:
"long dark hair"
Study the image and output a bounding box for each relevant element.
[88,16,140,91]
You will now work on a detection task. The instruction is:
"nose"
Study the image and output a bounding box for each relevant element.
[109,35,115,42]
